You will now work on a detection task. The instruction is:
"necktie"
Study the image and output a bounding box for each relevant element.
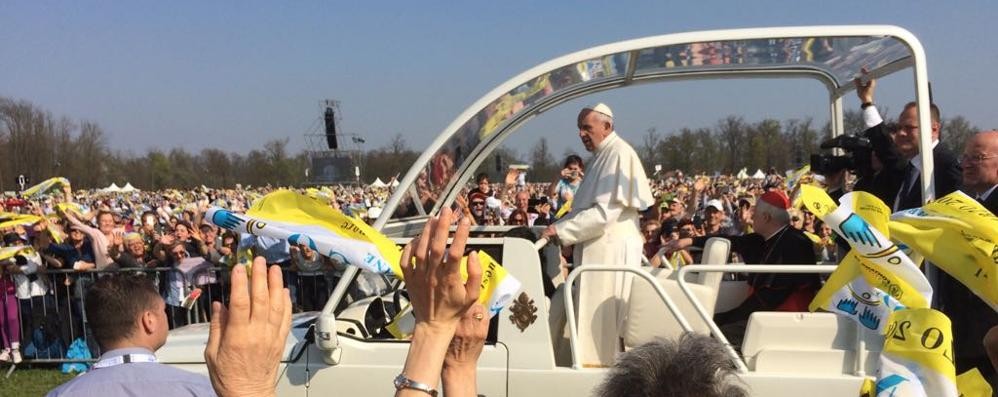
[895,162,917,210]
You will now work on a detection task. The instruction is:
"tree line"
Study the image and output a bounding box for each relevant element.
[0,96,979,191]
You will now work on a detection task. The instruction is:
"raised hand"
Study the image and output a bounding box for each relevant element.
[442,304,489,397]
[205,257,292,397]
[400,208,482,332]
[853,67,876,104]
[397,208,483,396]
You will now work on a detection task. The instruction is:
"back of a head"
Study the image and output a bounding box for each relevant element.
[596,333,748,397]
[86,274,162,350]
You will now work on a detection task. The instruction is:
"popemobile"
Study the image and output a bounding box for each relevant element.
[157,25,949,396]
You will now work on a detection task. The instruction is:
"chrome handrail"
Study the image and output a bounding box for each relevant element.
[676,264,837,373]
[562,265,693,370]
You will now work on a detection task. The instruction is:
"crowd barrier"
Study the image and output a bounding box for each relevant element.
[0,266,335,365]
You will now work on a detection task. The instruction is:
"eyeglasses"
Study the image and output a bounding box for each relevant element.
[960,153,996,165]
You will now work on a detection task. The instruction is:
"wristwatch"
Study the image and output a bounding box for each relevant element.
[394,373,439,396]
[860,101,874,109]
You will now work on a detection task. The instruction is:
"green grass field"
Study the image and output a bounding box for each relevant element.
[0,367,76,397]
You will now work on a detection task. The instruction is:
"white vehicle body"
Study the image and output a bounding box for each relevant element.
[158,25,939,396]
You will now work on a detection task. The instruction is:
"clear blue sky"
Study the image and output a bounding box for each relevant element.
[2,1,996,159]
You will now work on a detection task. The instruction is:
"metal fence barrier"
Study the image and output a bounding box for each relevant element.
[0,266,337,366]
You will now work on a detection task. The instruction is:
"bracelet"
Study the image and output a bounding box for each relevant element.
[394,373,438,396]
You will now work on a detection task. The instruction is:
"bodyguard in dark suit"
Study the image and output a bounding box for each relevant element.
[853,73,962,211]
[945,131,998,386]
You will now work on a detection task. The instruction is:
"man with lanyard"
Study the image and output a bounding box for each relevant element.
[48,274,215,396]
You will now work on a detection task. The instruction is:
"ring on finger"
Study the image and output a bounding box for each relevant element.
[473,312,484,321]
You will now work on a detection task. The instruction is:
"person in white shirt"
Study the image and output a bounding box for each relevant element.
[47,273,215,397]
[542,103,654,366]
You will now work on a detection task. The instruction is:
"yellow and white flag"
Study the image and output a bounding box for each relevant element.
[889,191,998,311]
[810,253,906,333]
[799,186,933,310]
[0,214,43,229]
[876,309,957,397]
[0,246,35,262]
[207,190,521,317]
[54,202,86,216]
[22,177,70,198]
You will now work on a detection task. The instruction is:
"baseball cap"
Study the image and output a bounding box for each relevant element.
[704,199,724,213]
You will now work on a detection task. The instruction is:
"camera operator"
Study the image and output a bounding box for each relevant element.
[853,70,961,211]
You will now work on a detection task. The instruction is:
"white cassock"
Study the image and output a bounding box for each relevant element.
[554,131,653,366]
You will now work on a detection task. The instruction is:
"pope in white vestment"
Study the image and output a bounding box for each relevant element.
[543,103,653,366]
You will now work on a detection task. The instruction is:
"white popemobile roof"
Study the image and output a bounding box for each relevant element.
[376,25,936,229]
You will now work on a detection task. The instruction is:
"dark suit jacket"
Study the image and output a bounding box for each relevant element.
[693,226,821,289]
[859,123,962,209]
[894,145,962,210]
[937,191,998,382]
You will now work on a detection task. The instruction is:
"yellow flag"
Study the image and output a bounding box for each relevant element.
[889,191,998,311]
[55,202,86,216]
[0,246,35,262]
[878,308,958,397]
[208,190,521,317]
[956,368,993,397]
[0,214,42,229]
[555,199,572,219]
[22,177,70,198]
[799,186,932,309]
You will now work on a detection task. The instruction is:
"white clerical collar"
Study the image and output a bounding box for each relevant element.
[980,184,998,202]
[595,131,618,153]
[908,140,940,172]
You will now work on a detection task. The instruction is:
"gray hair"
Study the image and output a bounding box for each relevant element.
[755,200,790,225]
[595,333,748,397]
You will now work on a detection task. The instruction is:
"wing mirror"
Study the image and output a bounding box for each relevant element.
[315,312,343,365]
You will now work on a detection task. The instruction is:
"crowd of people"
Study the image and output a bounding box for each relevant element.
[0,79,995,395]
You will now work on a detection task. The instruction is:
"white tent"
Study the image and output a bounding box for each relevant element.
[370,178,388,188]
[121,183,139,192]
[104,183,122,192]
[736,168,749,179]
[751,169,766,179]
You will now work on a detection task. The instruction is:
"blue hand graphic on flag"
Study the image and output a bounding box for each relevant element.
[839,214,881,248]
[858,307,881,330]
[836,298,859,315]
[875,374,907,395]
[211,210,244,230]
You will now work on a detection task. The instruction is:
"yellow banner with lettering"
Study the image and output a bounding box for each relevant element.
[889,191,998,311]
[877,308,957,397]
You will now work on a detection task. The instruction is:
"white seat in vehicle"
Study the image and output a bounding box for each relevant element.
[742,312,884,375]
[621,237,730,348]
